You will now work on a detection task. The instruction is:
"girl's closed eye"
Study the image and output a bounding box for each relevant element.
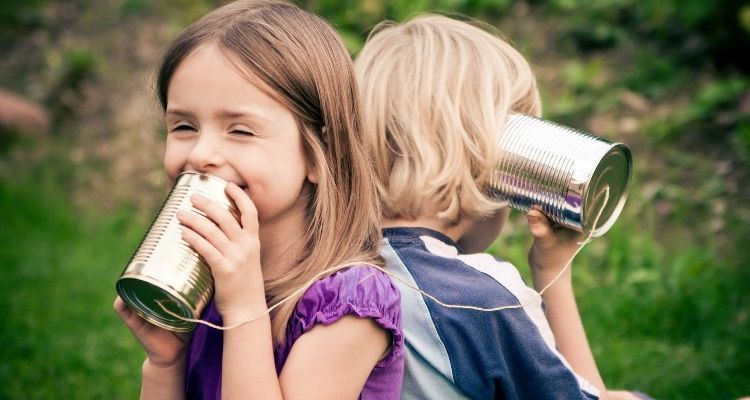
[228,125,256,137]
[169,123,197,133]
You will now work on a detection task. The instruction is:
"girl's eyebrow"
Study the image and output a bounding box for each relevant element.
[165,108,270,124]
[218,110,269,123]
[165,108,193,118]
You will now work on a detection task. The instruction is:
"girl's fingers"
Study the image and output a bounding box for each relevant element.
[188,192,244,242]
[176,185,260,279]
[177,206,232,256]
[114,296,149,334]
[181,226,224,270]
[174,331,192,345]
[114,296,132,320]
[225,183,259,233]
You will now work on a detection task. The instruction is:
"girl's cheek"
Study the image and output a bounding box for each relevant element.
[163,148,188,180]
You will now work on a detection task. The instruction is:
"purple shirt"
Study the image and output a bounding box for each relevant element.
[185,264,404,399]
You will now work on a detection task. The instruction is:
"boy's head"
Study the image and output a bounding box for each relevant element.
[355,15,541,224]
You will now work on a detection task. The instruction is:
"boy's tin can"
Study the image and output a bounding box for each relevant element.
[116,171,237,332]
[488,114,632,237]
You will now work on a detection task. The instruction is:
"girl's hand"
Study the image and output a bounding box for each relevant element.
[526,208,585,278]
[113,296,190,369]
[176,182,265,325]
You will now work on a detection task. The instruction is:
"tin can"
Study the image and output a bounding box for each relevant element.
[488,114,632,237]
[116,171,238,332]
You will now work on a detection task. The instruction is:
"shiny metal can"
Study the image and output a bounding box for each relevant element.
[488,114,632,237]
[116,171,237,332]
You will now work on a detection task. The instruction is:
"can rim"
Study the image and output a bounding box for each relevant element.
[176,170,238,215]
[177,170,228,184]
[582,143,632,237]
[116,274,198,332]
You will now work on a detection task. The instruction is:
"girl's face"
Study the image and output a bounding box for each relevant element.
[163,43,316,229]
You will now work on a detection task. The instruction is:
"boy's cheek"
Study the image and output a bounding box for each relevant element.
[458,208,510,253]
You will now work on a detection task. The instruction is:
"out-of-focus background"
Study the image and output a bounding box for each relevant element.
[1,0,749,398]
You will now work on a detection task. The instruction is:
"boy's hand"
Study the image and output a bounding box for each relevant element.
[113,296,190,369]
[526,208,584,279]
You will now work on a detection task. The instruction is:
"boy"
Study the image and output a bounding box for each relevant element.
[355,15,614,399]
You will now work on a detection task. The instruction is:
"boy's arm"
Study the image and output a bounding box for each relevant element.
[531,263,606,396]
[527,210,608,398]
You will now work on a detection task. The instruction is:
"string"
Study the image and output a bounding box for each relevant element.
[155,261,369,331]
[156,186,611,329]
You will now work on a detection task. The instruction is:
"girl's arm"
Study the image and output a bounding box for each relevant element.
[114,296,187,400]
[178,183,390,399]
[223,314,389,399]
[140,358,186,400]
[526,209,608,399]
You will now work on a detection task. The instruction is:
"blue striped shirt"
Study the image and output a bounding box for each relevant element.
[381,227,599,400]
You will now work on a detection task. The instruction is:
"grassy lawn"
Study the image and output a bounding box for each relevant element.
[489,161,750,398]
[0,175,146,399]
[1,1,749,399]
[1,149,748,399]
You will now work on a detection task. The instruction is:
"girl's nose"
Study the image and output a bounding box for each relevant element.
[187,133,224,173]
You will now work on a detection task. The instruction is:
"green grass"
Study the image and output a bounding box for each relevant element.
[2,1,749,398]
[3,159,748,399]
[492,203,750,399]
[0,177,147,399]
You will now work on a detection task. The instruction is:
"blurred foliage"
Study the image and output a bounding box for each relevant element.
[45,48,99,127]
[1,0,749,399]
[0,0,47,43]
[541,0,750,70]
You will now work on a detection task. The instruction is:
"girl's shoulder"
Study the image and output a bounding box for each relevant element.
[278,264,405,377]
[294,263,401,325]
[286,264,402,354]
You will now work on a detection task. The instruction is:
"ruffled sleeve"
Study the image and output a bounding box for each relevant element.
[276,264,404,372]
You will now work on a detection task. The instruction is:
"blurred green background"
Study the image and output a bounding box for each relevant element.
[1,0,749,398]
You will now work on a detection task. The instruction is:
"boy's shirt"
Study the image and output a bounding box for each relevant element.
[381,227,599,400]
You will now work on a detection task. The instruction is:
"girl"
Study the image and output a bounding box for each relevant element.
[113,1,404,399]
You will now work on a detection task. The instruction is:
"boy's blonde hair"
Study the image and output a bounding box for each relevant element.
[355,15,541,222]
[157,0,381,344]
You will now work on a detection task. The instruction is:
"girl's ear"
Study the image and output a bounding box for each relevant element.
[306,126,326,184]
[307,164,319,184]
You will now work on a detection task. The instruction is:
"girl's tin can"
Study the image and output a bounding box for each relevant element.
[116,171,237,332]
[488,114,632,237]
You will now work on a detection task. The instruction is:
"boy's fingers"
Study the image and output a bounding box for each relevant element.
[527,209,553,240]
[528,209,584,245]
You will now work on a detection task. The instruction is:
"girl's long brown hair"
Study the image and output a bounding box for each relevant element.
[156,0,382,345]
